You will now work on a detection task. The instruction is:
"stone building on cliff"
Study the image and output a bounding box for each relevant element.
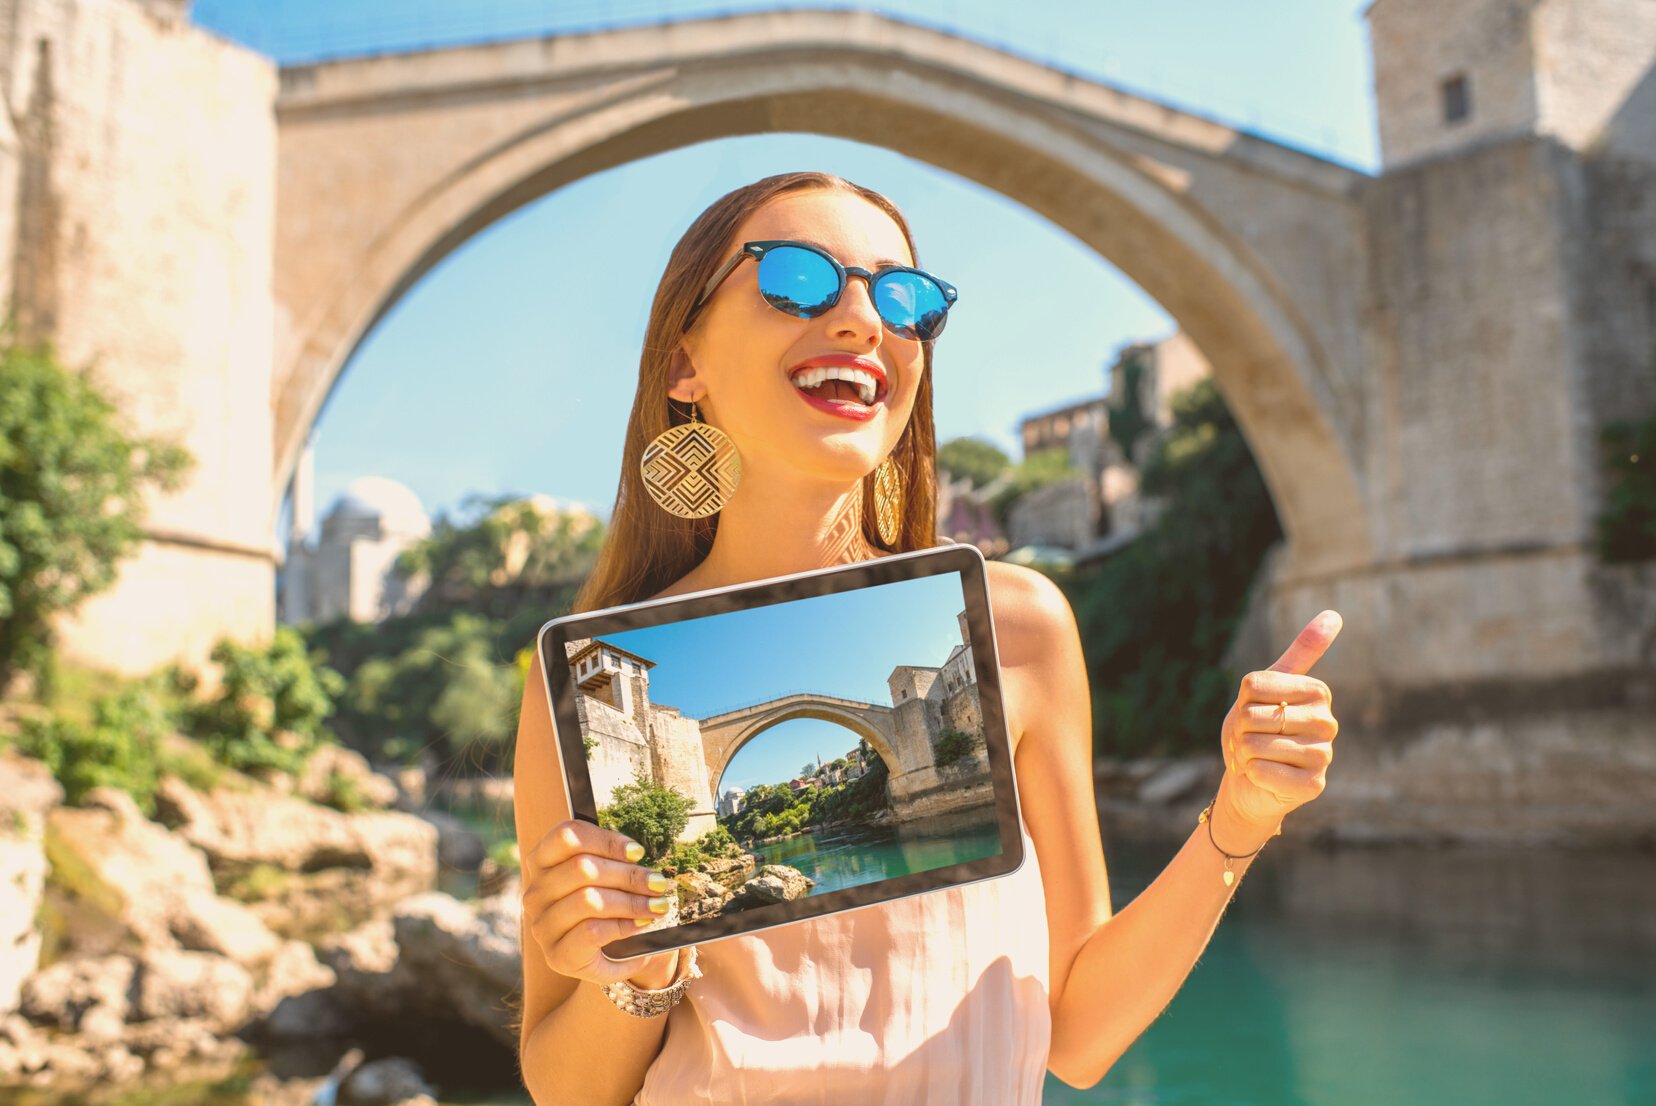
[565,637,719,843]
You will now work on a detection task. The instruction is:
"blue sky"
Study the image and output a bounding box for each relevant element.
[191,2,1380,545]
[593,571,967,791]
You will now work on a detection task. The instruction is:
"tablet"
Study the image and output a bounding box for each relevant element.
[534,541,1025,960]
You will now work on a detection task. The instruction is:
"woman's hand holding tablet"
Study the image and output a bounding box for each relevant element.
[521,819,683,988]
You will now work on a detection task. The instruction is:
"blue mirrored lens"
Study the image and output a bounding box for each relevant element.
[755,244,952,339]
[757,246,839,316]
[874,272,950,340]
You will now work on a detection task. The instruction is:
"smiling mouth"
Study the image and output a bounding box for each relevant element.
[788,367,886,408]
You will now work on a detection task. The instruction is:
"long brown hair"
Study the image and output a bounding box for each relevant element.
[571,172,943,614]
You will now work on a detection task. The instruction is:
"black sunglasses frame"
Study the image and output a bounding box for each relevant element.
[681,239,958,341]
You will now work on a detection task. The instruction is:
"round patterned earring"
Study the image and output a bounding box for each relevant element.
[873,454,903,547]
[640,397,742,519]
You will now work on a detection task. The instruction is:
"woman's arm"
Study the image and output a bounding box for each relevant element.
[989,563,1339,1090]
[515,647,681,1106]
[1043,786,1277,1088]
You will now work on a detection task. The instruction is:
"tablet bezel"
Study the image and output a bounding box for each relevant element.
[534,542,1026,959]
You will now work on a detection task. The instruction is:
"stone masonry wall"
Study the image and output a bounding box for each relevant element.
[646,712,716,840]
[1368,0,1540,170]
[940,683,983,746]
[0,0,278,685]
[578,696,649,810]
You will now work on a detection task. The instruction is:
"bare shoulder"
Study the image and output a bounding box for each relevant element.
[982,560,1083,755]
[983,559,1078,670]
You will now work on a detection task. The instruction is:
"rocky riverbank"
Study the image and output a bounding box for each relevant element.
[6,735,1636,1102]
[0,744,522,1103]
[666,852,817,924]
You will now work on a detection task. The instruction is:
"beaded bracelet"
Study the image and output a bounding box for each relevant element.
[600,946,702,1018]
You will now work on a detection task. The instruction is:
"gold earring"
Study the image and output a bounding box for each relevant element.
[640,398,742,518]
[873,455,903,547]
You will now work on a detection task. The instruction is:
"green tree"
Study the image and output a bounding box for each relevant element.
[933,727,975,767]
[597,772,692,864]
[180,625,347,777]
[0,334,194,696]
[1060,377,1283,758]
[321,611,522,772]
[938,436,1012,489]
[16,676,172,815]
[811,755,891,826]
[395,492,604,620]
[696,824,739,858]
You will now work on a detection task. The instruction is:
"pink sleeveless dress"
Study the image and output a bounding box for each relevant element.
[631,817,1052,1104]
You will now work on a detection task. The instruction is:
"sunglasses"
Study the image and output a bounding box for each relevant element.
[681,239,958,342]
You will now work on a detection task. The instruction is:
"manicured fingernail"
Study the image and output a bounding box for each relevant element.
[647,895,671,914]
[646,871,671,893]
[635,917,654,927]
[624,842,645,862]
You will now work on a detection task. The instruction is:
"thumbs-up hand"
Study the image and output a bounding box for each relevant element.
[1210,610,1344,853]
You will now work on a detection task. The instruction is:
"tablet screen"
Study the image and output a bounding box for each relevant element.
[537,544,1024,958]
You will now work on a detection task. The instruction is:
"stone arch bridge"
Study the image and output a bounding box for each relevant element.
[19,0,1656,843]
[696,691,973,820]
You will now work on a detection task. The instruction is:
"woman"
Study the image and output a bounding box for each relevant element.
[513,171,1343,1105]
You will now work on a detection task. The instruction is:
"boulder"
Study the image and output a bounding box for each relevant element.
[118,1014,248,1071]
[726,865,816,911]
[675,871,730,922]
[389,892,522,1047]
[0,1011,52,1080]
[6,975,249,1086]
[19,954,135,1031]
[390,765,427,812]
[130,947,255,1029]
[700,854,756,882]
[317,917,408,1016]
[247,938,350,1040]
[44,787,218,950]
[170,887,284,968]
[296,745,400,811]
[341,1056,435,1106]
[318,888,524,1048]
[154,776,438,884]
[0,753,62,1014]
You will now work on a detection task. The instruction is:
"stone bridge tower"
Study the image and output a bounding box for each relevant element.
[565,637,717,841]
[882,608,991,816]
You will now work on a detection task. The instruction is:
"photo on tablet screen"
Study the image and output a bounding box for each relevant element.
[562,569,1002,933]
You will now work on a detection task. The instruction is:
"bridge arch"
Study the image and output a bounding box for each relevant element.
[701,700,900,802]
[273,9,1373,581]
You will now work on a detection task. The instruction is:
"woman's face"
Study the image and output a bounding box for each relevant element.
[670,189,926,487]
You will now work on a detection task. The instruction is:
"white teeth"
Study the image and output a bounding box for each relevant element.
[792,366,880,406]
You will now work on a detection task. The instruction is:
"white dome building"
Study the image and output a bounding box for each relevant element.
[324,476,433,545]
[718,786,747,818]
[280,475,432,626]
